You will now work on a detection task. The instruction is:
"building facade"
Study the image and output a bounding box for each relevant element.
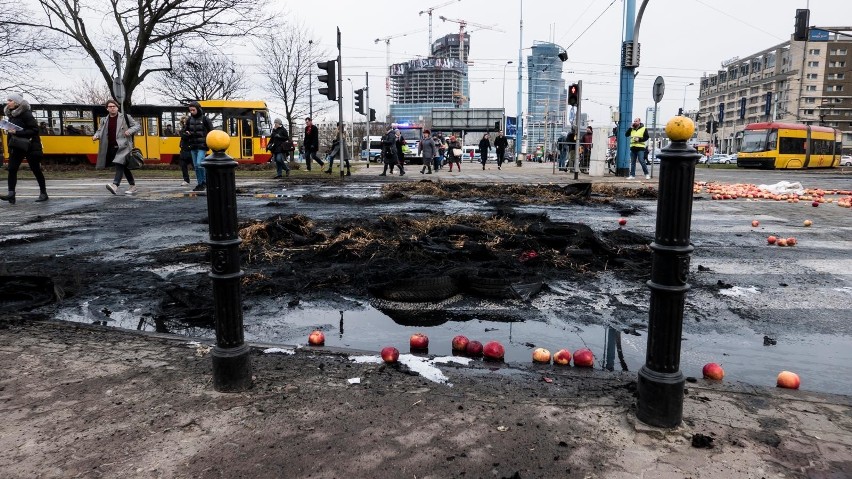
[526,41,568,154]
[698,27,852,154]
[388,33,470,125]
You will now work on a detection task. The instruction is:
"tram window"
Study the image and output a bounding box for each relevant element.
[779,137,806,155]
[208,113,224,131]
[227,118,239,137]
[161,112,179,136]
[32,109,58,135]
[242,118,254,137]
[147,117,159,137]
[62,109,93,136]
[256,111,271,136]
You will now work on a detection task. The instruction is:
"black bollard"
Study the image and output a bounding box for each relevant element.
[636,128,701,428]
[203,139,252,392]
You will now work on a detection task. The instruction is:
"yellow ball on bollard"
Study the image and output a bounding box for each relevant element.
[206,130,230,152]
[664,116,695,141]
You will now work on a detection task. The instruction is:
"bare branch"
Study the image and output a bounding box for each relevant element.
[151,51,248,102]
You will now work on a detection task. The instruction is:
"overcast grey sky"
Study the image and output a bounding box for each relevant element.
[29,0,847,127]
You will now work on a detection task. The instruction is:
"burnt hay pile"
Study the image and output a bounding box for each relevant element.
[235,210,652,301]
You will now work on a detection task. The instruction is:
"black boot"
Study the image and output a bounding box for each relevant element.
[35,192,49,202]
[0,191,14,205]
[345,167,351,176]
[379,165,388,176]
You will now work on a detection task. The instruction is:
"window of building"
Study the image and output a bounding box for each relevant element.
[807,61,819,67]
[803,109,815,115]
[828,73,846,80]
[830,48,848,55]
[804,97,816,104]
[826,85,844,92]
[808,49,821,55]
[806,85,817,91]
[806,73,818,79]
[829,61,846,68]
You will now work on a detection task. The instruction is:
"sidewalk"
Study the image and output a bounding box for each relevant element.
[1,317,849,478]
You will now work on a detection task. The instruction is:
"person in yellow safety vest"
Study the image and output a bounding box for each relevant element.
[624,117,650,179]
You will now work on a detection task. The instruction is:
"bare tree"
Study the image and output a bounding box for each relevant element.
[153,51,248,103]
[69,77,115,105]
[24,0,272,108]
[256,22,330,135]
[0,4,62,96]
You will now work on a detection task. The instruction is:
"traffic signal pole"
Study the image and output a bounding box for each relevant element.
[365,72,370,167]
[573,80,582,180]
[337,28,345,178]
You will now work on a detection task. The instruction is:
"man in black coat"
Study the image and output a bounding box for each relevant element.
[493,131,509,170]
[303,117,324,171]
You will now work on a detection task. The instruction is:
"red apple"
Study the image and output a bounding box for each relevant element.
[532,347,551,363]
[381,346,399,363]
[786,237,797,246]
[553,349,572,366]
[465,340,483,357]
[812,201,819,207]
[573,348,594,367]
[751,220,759,227]
[451,335,470,352]
[308,330,325,346]
[776,238,788,247]
[409,333,429,350]
[777,371,800,389]
[618,218,627,226]
[702,362,725,380]
[483,341,505,361]
[767,235,777,245]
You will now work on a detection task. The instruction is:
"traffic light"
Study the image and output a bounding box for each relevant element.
[794,9,810,41]
[568,83,579,107]
[317,60,337,101]
[354,88,365,115]
[369,108,376,122]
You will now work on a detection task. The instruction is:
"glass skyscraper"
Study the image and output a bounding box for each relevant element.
[526,41,567,154]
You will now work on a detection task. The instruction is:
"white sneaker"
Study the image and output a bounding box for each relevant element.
[626,175,635,179]
[125,185,138,196]
[645,174,651,179]
[180,181,190,187]
[105,183,118,195]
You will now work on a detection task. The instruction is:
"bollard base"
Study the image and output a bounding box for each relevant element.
[211,343,253,392]
[616,167,630,177]
[636,365,684,428]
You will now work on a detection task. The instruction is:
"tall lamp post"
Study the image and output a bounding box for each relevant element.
[347,78,356,161]
[502,60,514,113]
[308,40,314,118]
[681,82,694,113]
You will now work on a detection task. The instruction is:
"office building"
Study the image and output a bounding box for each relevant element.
[526,41,567,154]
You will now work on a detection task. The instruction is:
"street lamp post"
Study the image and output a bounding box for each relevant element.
[682,82,694,113]
[309,40,314,118]
[502,60,513,113]
[347,78,355,161]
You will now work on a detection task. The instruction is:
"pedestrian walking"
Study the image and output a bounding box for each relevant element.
[324,125,351,176]
[494,131,508,170]
[418,129,436,174]
[379,126,397,176]
[303,117,324,171]
[1,93,49,204]
[177,116,192,186]
[433,134,444,171]
[478,133,491,170]
[394,129,406,176]
[269,118,292,178]
[184,101,213,191]
[557,131,569,171]
[93,99,141,196]
[447,135,462,172]
[625,117,650,179]
[566,128,578,170]
[581,126,594,171]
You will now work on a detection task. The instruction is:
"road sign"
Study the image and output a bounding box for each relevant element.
[652,76,665,103]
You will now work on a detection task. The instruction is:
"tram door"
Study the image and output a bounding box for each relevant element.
[143,116,161,160]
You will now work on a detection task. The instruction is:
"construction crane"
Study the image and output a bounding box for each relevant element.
[419,0,461,52]
[438,16,505,63]
[375,28,426,101]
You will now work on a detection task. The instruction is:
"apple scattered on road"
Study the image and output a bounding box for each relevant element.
[483,341,505,361]
[381,346,399,363]
[451,335,470,352]
[702,363,725,380]
[553,349,572,366]
[777,371,801,389]
[573,348,595,367]
[308,330,325,346]
[532,348,552,364]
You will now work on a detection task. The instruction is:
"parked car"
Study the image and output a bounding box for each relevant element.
[708,154,735,164]
[841,155,852,167]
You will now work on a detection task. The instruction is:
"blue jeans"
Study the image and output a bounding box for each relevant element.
[191,149,207,185]
[630,148,649,176]
[558,151,567,169]
[274,152,290,176]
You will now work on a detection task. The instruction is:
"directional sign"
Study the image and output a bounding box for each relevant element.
[652,76,665,103]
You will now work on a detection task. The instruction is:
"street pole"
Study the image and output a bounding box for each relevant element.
[515,0,524,162]
[365,72,370,168]
[573,80,582,179]
[636,121,701,428]
[502,60,513,113]
[337,28,345,178]
[348,78,355,161]
[308,40,314,118]
[682,82,694,112]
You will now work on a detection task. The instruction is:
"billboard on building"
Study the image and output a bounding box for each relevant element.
[390,58,466,76]
[431,108,504,132]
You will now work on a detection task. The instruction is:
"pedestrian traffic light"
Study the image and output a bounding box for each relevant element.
[369,108,376,122]
[354,88,365,115]
[568,83,579,107]
[317,60,337,101]
[794,9,810,41]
